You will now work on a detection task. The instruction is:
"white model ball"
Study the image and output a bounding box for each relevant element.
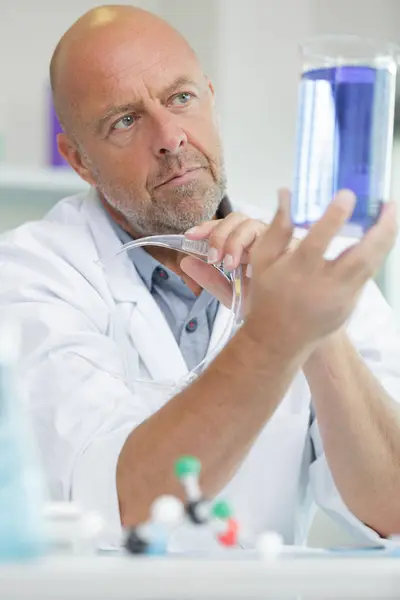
[151,495,184,527]
[256,531,284,560]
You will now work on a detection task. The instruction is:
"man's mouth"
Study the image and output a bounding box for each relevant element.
[155,167,203,189]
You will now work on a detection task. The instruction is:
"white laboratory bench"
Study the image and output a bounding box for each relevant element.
[0,555,399,599]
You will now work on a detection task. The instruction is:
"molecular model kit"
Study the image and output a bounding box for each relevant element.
[123,455,283,558]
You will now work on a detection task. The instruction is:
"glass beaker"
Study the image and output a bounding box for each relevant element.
[291,34,399,237]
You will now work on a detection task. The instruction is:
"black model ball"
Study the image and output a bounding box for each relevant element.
[125,528,148,554]
[186,498,211,525]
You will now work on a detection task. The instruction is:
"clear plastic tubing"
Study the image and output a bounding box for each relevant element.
[99,235,243,389]
[292,35,399,237]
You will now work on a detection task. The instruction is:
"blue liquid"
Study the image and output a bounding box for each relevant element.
[292,65,395,235]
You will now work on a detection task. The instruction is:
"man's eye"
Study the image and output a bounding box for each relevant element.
[113,115,136,130]
[171,92,193,106]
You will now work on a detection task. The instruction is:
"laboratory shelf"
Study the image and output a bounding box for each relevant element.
[0,164,89,232]
[0,164,88,193]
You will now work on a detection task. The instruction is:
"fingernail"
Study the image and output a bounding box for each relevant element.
[224,254,235,270]
[337,190,356,208]
[208,247,219,263]
[185,226,199,235]
[246,264,252,278]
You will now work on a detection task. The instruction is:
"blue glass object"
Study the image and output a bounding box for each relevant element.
[144,523,168,555]
[0,327,48,561]
[292,36,398,237]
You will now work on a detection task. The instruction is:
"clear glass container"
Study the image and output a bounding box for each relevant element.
[292,34,399,237]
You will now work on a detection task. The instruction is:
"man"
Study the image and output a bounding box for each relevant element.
[1,4,400,549]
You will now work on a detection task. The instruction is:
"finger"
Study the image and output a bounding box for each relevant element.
[185,219,224,240]
[185,212,247,243]
[296,190,356,263]
[222,220,267,271]
[251,188,293,273]
[202,212,249,264]
[333,202,398,284]
[180,256,232,307]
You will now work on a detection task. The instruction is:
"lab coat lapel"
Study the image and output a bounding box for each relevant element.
[83,189,189,383]
[129,291,189,383]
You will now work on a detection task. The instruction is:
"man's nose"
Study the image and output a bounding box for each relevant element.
[150,110,188,156]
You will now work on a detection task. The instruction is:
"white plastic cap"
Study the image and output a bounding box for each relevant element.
[256,531,284,560]
[43,501,83,522]
[150,495,184,527]
[80,511,104,540]
[43,502,104,554]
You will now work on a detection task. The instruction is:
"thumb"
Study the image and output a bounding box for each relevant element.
[180,256,232,307]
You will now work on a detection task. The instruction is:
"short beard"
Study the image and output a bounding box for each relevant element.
[94,165,227,237]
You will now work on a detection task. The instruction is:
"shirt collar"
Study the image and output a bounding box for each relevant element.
[132,246,163,291]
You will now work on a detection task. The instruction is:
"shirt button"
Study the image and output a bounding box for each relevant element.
[155,266,169,280]
[185,318,198,333]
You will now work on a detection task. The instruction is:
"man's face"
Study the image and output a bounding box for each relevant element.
[63,28,226,236]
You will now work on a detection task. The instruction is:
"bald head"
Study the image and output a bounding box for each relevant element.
[51,4,225,238]
[50,4,197,133]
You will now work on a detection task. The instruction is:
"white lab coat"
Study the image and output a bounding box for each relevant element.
[0,187,400,549]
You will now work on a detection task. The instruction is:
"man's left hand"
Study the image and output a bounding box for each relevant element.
[181,208,271,309]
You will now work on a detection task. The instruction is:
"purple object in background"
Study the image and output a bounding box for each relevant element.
[49,98,69,167]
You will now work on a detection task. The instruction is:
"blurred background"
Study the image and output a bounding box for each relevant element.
[1,0,400,547]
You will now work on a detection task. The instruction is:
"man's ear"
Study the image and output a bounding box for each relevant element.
[57,133,96,186]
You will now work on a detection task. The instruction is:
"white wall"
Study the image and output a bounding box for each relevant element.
[215,0,313,215]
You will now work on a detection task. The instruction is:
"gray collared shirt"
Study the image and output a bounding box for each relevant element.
[111,198,232,371]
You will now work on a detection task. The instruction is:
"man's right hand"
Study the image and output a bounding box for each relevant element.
[247,189,398,355]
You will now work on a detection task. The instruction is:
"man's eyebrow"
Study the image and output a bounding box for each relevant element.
[95,76,201,133]
[96,101,143,133]
[162,76,200,97]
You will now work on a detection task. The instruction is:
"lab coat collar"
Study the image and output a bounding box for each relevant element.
[83,188,146,303]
